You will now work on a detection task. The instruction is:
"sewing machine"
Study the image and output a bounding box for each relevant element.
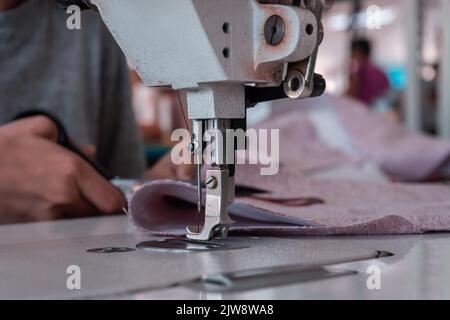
[60,0,333,241]
[3,0,450,300]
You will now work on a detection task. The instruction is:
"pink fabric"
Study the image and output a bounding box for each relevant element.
[269,95,450,181]
[128,176,450,236]
[333,97,450,181]
[249,107,357,175]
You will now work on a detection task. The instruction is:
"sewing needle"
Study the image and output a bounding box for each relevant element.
[197,162,202,231]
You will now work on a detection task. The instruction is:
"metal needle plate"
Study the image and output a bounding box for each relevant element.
[136,238,249,253]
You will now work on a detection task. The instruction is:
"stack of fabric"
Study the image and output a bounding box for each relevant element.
[128,96,450,237]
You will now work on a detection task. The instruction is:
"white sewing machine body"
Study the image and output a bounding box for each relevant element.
[92,0,318,89]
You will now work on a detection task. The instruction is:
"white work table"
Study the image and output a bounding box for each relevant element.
[0,215,449,300]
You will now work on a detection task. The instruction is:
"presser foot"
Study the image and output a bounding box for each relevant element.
[186,167,235,241]
[186,220,234,242]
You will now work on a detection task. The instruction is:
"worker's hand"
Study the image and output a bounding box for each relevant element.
[0,116,126,224]
[146,150,196,181]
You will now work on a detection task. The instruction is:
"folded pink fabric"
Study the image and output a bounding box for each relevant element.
[246,106,356,175]
[269,95,450,181]
[333,97,450,181]
[128,174,450,236]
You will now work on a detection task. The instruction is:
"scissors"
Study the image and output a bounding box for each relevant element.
[11,109,114,180]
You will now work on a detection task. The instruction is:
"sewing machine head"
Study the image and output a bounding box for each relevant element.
[60,0,333,241]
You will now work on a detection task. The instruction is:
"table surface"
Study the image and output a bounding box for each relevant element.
[0,215,449,300]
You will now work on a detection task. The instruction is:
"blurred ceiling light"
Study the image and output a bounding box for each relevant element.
[328,6,396,32]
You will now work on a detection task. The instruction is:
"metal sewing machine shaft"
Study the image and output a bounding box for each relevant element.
[187,119,237,240]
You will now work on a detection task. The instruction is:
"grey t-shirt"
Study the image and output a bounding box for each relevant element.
[0,0,146,178]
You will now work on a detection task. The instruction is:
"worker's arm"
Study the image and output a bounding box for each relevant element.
[0,116,125,224]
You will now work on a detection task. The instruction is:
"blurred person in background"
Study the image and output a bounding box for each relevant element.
[346,38,390,107]
[0,0,193,224]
